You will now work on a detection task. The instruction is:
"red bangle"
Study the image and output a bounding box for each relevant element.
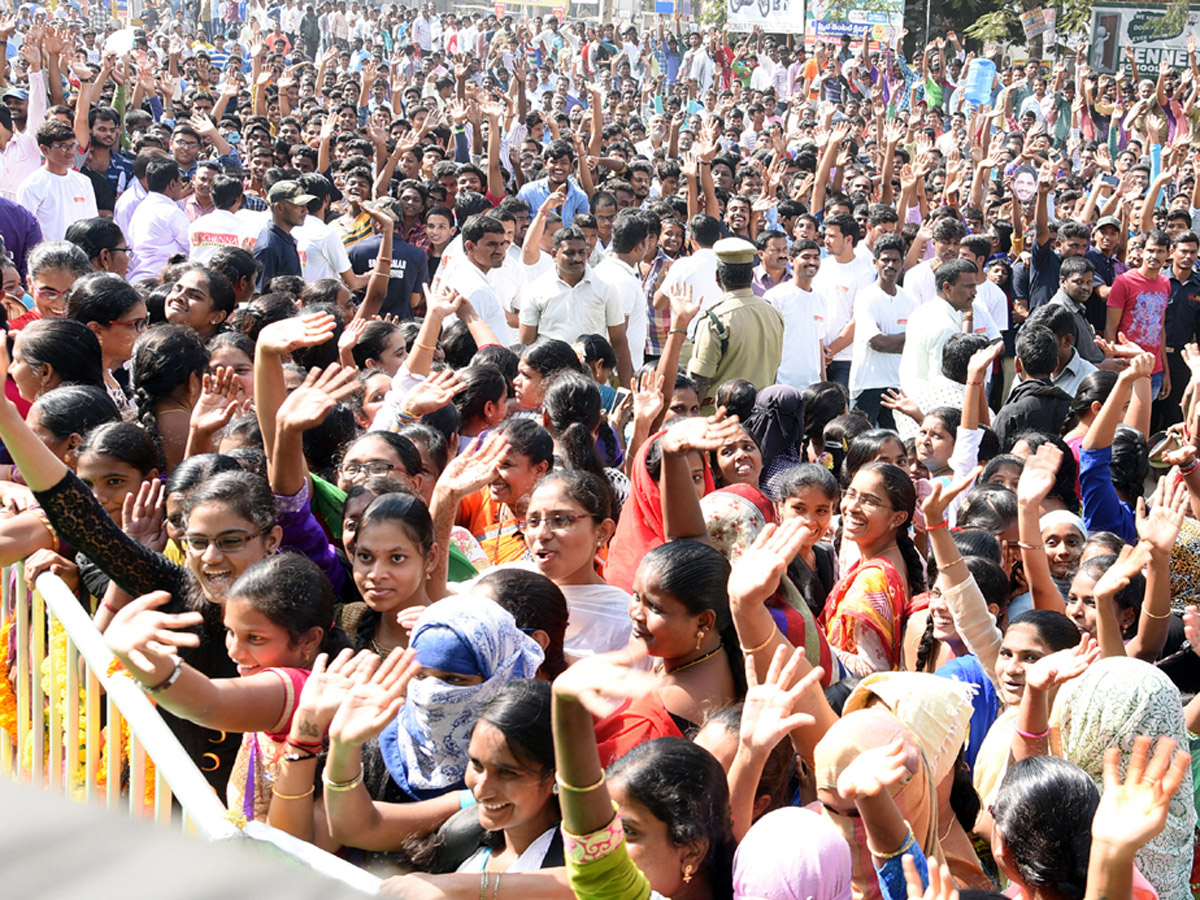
[287,738,323,751]
[1015,725,1050,740]
[926,520,948,531]
[966,380,983,386]
[103,601,122,614]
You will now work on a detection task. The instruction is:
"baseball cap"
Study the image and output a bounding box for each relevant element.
[268,180,318,205]
[2,87,29,101]
[1094,216,1122,232]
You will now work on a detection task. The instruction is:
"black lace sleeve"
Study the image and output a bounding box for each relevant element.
[34,472,195,611]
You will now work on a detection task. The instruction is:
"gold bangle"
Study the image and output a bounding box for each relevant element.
[869,829,915,861]
[322,769,364,792]
[739,623,778,655]
[271,785,315,801]
[415,341,437,352]
[555,771,606,793]
[1143,608,1173,620]
[479,870,490,900]
[493,872,503,900]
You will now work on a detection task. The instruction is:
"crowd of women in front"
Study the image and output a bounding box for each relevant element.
[1,281,1196,900]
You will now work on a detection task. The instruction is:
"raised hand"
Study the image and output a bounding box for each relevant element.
[1095,330,1147,360]
[434,432,510,498]
[1092,541,1155,605]
[402,368,467,417]
[277,363,361,433]
[739,644,821,757]
[727,518,808,609]
[338,316,368,354]
[257,312,338,356]
[1092,736,1191,854]
[328,647,420,747]
[189,366,243,436]
[666,282,700,329]
[122,479,167,553]
[904,857,958,900]
[881,387,923,424]
[922,465,983,527]
[1016,441,1063,507]
[836,737,915,800]
[550,645,659,717]
[105,591,204,679]
[290,649,380,743]
[1023,635,1101,692]
[631,371,665,426]
[659,407,742,456]
[1136,475,1189,554]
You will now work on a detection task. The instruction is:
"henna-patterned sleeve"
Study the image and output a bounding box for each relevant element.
[33,471,194,610]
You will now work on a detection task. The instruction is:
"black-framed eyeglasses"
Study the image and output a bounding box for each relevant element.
[182,527,269,553]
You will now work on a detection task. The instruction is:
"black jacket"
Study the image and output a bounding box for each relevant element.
[993,378,1073,451]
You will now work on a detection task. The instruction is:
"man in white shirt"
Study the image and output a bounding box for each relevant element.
[292,173,364,288]
[904,217,966,306]
[126,157,189,284]
[681,31,714,93]
[851,235,916,428]
[411,5,433,54]
[899,258,980,396]
[447,214,511,341]
[520,225,634,386]
[0,43,48,202]
[593,209,651,371]
[765,238,826,391]
[960,233,1009,331]
[189,174,252,264]
[16,121,98,242]
[656,214,723,344]
[813,212,875,391]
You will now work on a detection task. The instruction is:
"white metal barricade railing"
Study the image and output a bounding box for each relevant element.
[0,565,381,895]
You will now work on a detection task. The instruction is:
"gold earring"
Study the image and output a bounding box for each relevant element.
[694,629,705,651]
[682,864,694,884]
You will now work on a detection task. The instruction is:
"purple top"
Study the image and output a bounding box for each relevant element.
[275,480,345,596]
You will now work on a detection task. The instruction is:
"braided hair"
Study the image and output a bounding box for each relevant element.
[130,325,209,470]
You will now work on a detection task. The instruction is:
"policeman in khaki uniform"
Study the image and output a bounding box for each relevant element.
[686,238,785,409]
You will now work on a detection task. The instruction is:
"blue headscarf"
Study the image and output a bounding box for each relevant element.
[379,596,544,800]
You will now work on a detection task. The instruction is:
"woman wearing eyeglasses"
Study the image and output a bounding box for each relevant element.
[0,340,356,793]
[822,461,926,675]
[64,217,133,280]
[64,271,148,422]
[520,470,630,659]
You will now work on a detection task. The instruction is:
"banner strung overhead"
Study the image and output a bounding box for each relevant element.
[805,0,906,48]
[726,0,806,34]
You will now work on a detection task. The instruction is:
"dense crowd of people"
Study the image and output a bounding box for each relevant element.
[0,1,1198,899]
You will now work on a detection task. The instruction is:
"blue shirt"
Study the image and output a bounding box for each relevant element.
[348,234,429,319]
[517,177,590,227]
[1079,444,1137,545]
[253,222,301,292]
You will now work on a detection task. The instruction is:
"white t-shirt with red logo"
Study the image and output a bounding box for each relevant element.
[16,167,98,242]
[851,283,917,395]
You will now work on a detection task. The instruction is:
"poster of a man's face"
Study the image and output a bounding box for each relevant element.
[1012,164,1038,203]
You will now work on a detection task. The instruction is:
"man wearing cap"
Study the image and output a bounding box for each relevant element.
[1084,215,1127,332]
[253,180,313,293]
[125,157,189,284]
[0,35,48,202]
[687,237,784,408]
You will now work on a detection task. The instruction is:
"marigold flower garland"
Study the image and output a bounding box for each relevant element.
[0,617,157,811]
